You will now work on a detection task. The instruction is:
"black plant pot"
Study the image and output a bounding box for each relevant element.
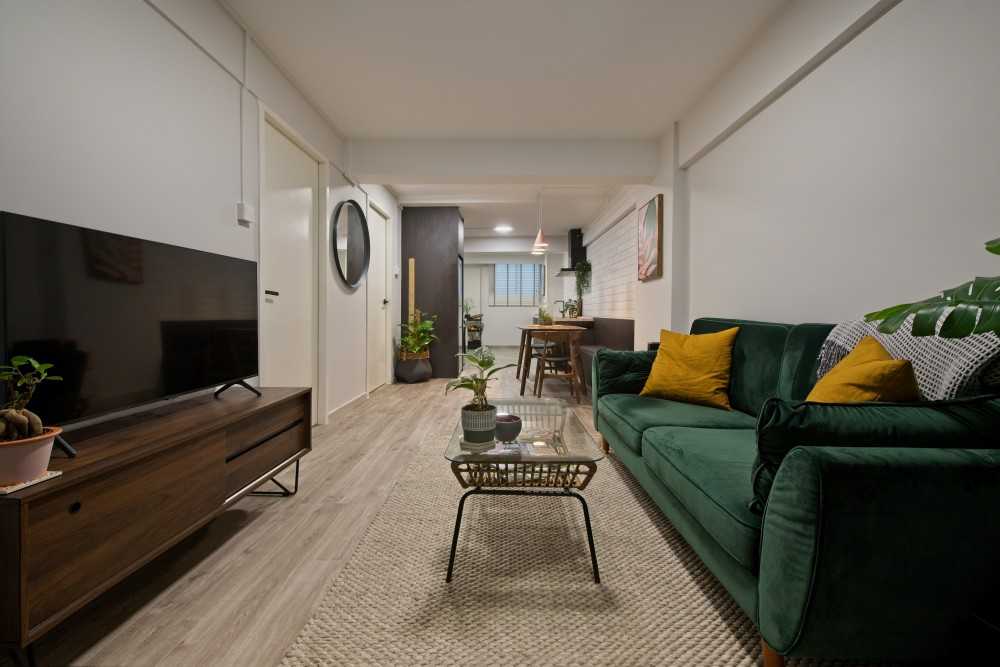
[395,357,432,383]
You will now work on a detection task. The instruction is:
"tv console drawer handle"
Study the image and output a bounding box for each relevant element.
[264,289,279,297]
[68,501,82,514]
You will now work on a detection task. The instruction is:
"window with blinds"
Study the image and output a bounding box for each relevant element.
[491,263,544,307]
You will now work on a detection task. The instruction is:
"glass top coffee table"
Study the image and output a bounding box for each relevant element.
[444,397,604,583]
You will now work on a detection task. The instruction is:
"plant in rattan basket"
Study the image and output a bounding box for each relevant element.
[0,356,63,485]
[445,347,515,443]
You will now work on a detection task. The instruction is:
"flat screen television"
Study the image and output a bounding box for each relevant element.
[0,211,258,426]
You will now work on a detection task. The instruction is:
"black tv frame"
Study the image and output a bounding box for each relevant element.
[0,210,260,438]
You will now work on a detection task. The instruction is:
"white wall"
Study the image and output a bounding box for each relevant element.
[0,0,385,419]
[348,138,659,185]
[684,0,1000,325]
[581,180,673,349]
[324,174,367,412]
[587,214,637,320]
[677,0,881,166]
[464,253,551,347]
[0,0,246,258]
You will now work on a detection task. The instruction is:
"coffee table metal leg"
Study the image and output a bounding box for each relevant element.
[445,487,600,583]
[569,490,601,583]
[446,488,476,582]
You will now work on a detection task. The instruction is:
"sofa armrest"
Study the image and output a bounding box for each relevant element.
[759,445,1000,660]
[591,349,655,428]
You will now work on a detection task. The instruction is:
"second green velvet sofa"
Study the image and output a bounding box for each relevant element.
[592,317,1000,664]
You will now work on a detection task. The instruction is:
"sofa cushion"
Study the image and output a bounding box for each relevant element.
[643,426,761,572]
[598,393,756,454]
[640,327,740,410]
[777,323,835,400]
[690,318,792,417]
[806,336,920,403]
[751,395,1000,511]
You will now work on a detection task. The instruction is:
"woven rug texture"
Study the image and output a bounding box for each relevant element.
[280,427,877,666]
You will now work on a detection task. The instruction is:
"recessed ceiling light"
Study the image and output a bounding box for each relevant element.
[494,224,513,234]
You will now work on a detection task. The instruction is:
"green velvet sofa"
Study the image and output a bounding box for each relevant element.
[592,317,1000,664]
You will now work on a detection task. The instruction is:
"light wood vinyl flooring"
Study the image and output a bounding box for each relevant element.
[22,347,592,667]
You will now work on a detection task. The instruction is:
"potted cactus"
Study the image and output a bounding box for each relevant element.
[0,356,62,486]
[445,347,515,444]
[396,309,437,383]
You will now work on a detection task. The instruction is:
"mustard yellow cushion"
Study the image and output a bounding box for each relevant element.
[806,336,920,403]
[640,327,740,410]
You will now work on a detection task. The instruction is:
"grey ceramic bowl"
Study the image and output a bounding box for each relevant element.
[494,414,522,443]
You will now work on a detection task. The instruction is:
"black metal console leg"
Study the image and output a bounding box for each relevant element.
[250,460,300,497]
[446,488,476,582]
[53,434,77,458]
[569,490,601,584]
[214,380,262,399]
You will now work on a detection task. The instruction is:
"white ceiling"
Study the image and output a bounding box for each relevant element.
[226,0,785,140]
[392,184,612,238]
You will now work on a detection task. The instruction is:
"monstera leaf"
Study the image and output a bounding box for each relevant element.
[865,237,1000,338]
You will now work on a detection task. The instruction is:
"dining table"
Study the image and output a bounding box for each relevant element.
[515,324,587,396]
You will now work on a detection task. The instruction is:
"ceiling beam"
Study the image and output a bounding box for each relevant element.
[347,139,660,186]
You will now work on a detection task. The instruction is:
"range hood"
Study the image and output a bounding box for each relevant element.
[555,228,586,277]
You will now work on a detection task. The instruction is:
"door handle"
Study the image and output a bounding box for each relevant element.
[382,298,389,305]
[265,290,279,297]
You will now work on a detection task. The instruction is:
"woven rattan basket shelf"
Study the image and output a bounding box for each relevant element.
[447,398,598,490]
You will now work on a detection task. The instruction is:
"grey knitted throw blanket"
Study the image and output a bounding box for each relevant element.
[816,314,1000,400]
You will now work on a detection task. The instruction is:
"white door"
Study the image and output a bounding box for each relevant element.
[366,201,389,392]
[260,119,319,420]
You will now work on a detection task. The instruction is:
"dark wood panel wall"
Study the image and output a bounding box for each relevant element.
[400,206,463,378]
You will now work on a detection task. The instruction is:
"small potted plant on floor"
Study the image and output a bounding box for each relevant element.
[445,347,515,445]
[0,356,62,486]
[396,309,437,383]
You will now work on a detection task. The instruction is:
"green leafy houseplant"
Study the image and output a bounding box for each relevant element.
[0,356,61,441]
[537,306,553,325]
[865,237,1000,338]
[575,259,592,316]
[399,309,437,359]
[445,347,515,411]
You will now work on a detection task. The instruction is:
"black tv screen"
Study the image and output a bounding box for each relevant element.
[0,211,258,425]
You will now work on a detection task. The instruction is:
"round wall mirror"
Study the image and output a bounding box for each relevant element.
[331,199,370,288]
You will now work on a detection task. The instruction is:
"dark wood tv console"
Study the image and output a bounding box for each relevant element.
[0,387,311,658]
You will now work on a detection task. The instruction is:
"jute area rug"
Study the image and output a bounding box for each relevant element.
[280,426,872,666]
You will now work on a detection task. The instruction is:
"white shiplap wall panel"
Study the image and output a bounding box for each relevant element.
[586,215,636,319]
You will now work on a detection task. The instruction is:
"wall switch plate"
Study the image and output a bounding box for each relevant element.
[236,202,256,225]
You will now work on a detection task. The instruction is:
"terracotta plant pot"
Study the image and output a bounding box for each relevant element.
[395,353,432,383]
[461,404,496,444]
[0,426,61,487]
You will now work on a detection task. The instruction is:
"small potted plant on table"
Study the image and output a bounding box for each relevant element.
[445,347,514,445]
[0,356,62,486]
[396,309,437,383]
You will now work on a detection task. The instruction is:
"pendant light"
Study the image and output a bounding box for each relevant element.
[532,189,548,252]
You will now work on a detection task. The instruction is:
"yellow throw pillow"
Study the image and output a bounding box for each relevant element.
[640,327,740,410]
[806,336,920,403]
